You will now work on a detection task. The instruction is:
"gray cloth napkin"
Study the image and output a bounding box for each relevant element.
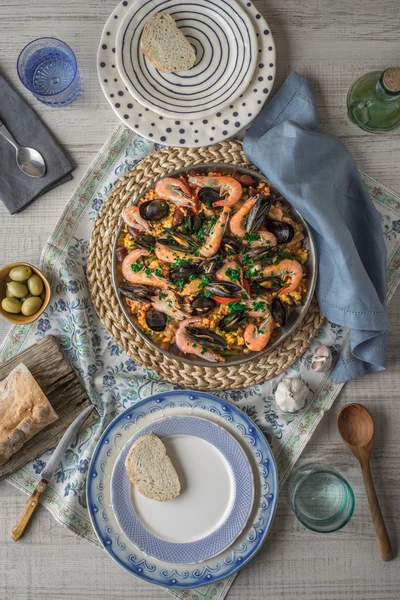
[0,74,74,214]
[243,72,390,384]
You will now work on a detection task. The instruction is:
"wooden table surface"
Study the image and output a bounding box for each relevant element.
[0,1,399,598]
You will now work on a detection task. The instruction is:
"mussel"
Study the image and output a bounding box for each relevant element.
[139,200,169,222]
[191,296,216,316]
[185,327,227,350]
[157,237,195,253]
[145,308,167,332]
[199,255,224,275]
[271,297,288,327]
[240,245,276,262]
[220,237,242,256]
[135,234,156,249]
[170,262,200,283]
[119,284,156,302]
[246,194,272,232]
[267,220,295,244]
[198,187,220,206]
[205,281,242,298]
[127,225,141,239]
[219,310,247,332]
[163,228,197,249]
[186,213,203,233]
[252,277,283,292]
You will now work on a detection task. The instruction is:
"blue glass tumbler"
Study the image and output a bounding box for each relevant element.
[17,37,80,106]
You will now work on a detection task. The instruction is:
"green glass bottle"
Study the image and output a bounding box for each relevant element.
[347,68,400,133]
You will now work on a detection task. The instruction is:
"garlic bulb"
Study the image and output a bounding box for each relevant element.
[275,378,309,413]
[311,345,332,372]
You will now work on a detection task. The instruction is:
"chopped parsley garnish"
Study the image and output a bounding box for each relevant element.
[241,290,247,298]
[153,266,162,277]
[244,232,260,242]
[131,263,142,272]
[241,254,254,266]
[189,273,197,281]
[200,274,210,283]
[201,347,207,355]
[245,267,259,279]
[252,301,266,311]
[159,292,167,300]
[204,290,212,298]
[228,301,246,313]
[166,315,171,322]
[174,278,185,289]
[145,268,153,276]
[225,268,240,282]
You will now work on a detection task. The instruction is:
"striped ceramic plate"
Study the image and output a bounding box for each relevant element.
[115,0,258,120]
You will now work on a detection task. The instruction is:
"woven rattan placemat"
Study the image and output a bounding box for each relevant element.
[87,140,324,390]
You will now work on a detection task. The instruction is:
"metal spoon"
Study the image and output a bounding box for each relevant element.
[0,119,46,178]
[337,403,393,561]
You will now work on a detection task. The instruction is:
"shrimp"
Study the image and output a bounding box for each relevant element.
[155,177,196,209]
[198,207,230,257]
[123,206,150,232]
[251,230,277,247]
[245,297,271,317]
[216,260,243,286]
[261,259,303,293]
[189,176,242,207]
[175,317,225,363]
[244,311,274,351]
[151,290,188,320]
[154,242,201,264]
[229,197,256,237]
[122,249,170,287]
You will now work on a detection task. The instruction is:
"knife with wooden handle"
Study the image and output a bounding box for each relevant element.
[11,404,95,541]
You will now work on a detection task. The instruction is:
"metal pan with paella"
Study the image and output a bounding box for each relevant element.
[112,164,317,367]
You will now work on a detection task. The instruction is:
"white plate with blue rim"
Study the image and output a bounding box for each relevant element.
[110,415,254,563]
[97,0,276,147]
[115,0,258,120]
[87,391,278,588]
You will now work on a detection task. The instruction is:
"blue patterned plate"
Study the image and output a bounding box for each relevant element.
[87,391,278,588]
[110,416,254,563]
[115,0,258,120]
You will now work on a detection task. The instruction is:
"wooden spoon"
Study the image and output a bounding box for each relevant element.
[337,403,392,561]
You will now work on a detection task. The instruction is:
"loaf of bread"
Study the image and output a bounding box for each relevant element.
[141,12,196,73]
[125,433,181,501]
[0,363,58,465]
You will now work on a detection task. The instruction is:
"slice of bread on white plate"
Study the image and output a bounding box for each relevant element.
[125,433,181,501]
[141,12,196,73]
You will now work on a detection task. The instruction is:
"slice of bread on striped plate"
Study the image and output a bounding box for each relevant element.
[140,12,196,73]
[125,433,181,501]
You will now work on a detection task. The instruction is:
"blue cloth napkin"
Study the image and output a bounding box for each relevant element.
[243,72,390,383]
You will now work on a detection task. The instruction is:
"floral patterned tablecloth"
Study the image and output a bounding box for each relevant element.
[1,125,399,600]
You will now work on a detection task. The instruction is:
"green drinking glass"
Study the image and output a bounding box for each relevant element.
[288,462,355,533]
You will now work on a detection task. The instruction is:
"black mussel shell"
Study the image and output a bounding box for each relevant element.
[163,227,197,248]
[199,255,224,275]
[246,194,272,232]
[119,284,156,302]
[271,297,288,327]
[145,308,167,332]
[219,310,247,332]
[186,213,203,233]
[170,263,199,282]
[240,245,276,262]
[198,187,221,206]
[157,238,195,253]
[185,327,227,350]
[191,295,216,316]
[267,220,295,244]
[139,200,169,222]
[135,234,156,249]
[205,280,242,298]
[220,237,242,256]
[252,276,283,291]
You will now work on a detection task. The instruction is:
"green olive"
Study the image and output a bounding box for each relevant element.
[9,266,32,282]
[7,281,29,299]
[5,288,14,298]
[27,274,44,296]
[21,296,43,316]
[2,297,22,314]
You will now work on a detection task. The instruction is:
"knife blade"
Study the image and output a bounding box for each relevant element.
[11,404,95,541]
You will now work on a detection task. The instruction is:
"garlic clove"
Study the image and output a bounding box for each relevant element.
[311,345,332,372]
[274,377,309,413]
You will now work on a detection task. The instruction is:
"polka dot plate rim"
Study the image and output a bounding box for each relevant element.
[115,0,258,120]
[97,0,276,147]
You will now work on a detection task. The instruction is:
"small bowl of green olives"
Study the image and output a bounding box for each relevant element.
[0,263,51,325]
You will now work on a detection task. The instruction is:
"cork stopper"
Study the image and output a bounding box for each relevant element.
[382,68,400,92]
